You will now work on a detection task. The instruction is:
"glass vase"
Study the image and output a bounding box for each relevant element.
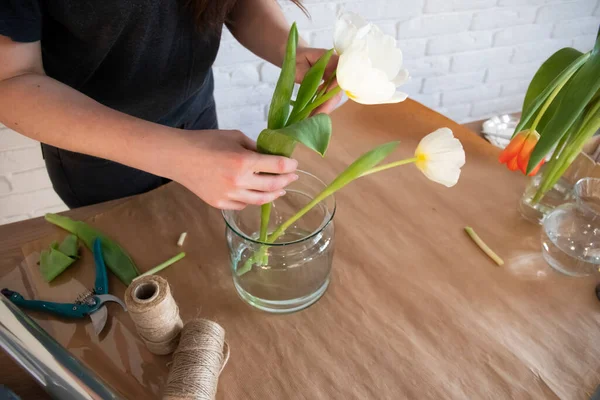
[222,170,335,313]
[541,177,600,277]
[519,150,598,224]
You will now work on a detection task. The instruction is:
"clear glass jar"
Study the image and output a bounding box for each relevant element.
[541,177,600,277]
[519,167,576,224]
[520,150,598,224]
[222,170,335,313]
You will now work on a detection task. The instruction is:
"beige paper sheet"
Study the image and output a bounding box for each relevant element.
[13,100,600,399]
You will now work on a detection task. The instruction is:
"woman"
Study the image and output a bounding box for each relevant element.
[0,0,340,210]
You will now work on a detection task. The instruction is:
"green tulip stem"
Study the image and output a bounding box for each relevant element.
[238,150,415,276]
[464,227,504,266]
[288,86,342,125]
[532,100,600,203]
[316,70,337,100]
[360,157,418,177]
[135,252,186,280]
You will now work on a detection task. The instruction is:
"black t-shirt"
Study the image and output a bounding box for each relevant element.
[0,0,221,128]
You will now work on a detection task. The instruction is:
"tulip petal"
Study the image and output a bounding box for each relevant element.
[498,131,526,164]
[334,12,368,55]
[517,131,539,174]
[507,156,519,171]
[413,128,465,187]
[392,69,410,86]
[334,12,411,106]
[528,160,544,176]
[416,128,465,163]
[366,28,403,81]
[417,161,461,187]
[338,43,397,104]
[382,91,409,104]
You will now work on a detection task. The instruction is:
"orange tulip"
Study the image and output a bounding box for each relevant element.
[499,129,545,176]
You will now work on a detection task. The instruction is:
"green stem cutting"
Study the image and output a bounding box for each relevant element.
[135,252,186,280]
[464,227,504,266]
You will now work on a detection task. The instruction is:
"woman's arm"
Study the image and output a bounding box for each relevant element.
[226,0,308,68]
[227,0,342,113]
[0,35,298,210]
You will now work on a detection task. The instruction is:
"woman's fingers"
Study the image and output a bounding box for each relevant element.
[230,189,287,206]
[251,153,298,174]
[243,172,298,192]
[215,200,247,210]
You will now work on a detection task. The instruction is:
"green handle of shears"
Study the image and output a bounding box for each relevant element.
[1,289,91,318]
[93,237,109,295]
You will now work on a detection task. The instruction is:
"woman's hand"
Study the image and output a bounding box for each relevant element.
[295,47,342,115]
[167,129,298,210]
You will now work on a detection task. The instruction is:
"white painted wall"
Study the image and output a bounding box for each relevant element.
[1,0,599,224]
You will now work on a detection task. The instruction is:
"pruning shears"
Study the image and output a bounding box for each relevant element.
[1,237,126,336]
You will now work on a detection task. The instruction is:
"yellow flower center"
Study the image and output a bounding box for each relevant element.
[345,90,358,100]
[415,149,428,169]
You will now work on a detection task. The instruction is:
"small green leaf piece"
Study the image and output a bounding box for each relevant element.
[44,213,140,285]
[267,23,298,130]
[257,114,332,157]
[291,49,334,118]
[50,241,59,250]
[40,248,77,282]
[528,41,600,173]
[58,234,79,259]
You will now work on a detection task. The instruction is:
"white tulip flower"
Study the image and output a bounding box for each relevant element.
[414,128,466,187]
[334,11,410,105]
[333,11,371,55]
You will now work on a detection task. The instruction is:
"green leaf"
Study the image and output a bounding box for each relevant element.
[267,23,298,130]
[44,213,140,285]
[58,234,79,259]
[528,35,600,173]
[290,49,334,119]
[514,48,587,135]
[522,48,583,114]
[325,141,400,193]
[40,247,77,282]
[257,113,332,157]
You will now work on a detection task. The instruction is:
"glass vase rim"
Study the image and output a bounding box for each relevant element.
[221,169,336,246]
[574,177,600,216]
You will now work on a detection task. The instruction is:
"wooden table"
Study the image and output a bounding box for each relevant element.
[1,100,599,399]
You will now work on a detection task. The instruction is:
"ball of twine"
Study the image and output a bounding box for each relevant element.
[162,318,230,400]
[124,275,183,355]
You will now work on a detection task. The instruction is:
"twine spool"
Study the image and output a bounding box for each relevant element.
[124,275,183,355]
[162,319,229,400]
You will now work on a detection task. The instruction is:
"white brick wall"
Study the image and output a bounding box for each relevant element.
[1,0,599,225]
[0,126,67,224]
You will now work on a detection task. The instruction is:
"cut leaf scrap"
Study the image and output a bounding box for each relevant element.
[58,234,79,259]
[40,247,77,282]
[45,213,140,285]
